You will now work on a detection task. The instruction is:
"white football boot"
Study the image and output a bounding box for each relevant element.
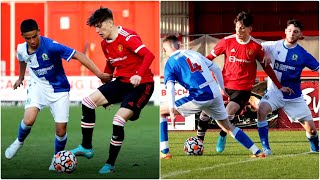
[49,155,56,171]
[5,138,24,159]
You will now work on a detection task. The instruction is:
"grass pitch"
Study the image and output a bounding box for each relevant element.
[1,104,159,179]
[161,130,319,179]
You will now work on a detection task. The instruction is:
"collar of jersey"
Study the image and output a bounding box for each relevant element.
[235,35,251,45]
[105,26,121,43]
[282,40,298,49]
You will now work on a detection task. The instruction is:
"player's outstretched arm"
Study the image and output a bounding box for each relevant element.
[73,51,112,83]
[13,61,27,90]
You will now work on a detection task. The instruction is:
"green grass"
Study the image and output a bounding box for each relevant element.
[1,105,159,179]
[161,130,319,179]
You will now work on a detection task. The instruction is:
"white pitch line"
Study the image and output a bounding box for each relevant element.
[161,152,313,179]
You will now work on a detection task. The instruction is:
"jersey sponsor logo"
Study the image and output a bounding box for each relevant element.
[230,48,236,53]
[33,64,54,76]
[229,56,251,63]
[118,44,124,52]
[291,54,298,61]
[274,61,296,72]
[109,56,128,63]
[42,53,49,60]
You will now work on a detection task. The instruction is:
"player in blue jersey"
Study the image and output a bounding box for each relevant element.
[257,19,319,154]
[4,19,112,170]
[160,35,266,159]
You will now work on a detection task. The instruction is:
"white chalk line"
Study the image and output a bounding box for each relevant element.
[161,152,314,178]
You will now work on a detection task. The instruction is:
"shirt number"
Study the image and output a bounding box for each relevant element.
[186,58,203,72]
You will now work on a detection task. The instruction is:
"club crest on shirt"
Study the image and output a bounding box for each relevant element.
[291,54,298,61]
[118,44,124,52]
[246,49,254,57]
[42,53,49,60]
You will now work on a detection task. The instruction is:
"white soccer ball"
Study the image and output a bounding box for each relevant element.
[53,150,77,173]
[184,137,204,155]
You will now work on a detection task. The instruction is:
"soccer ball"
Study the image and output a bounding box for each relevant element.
[53,150,77,173]
[184,137,204,155]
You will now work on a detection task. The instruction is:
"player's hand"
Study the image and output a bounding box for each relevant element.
[169,108,176,129]
[13,79,24,90]
[220,88,230,102]
[280,86,294,95]
[130,75,142,88]
[98,73,113,84]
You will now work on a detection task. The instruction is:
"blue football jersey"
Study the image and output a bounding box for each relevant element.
[164,50,221,101]
[262,40,319,99]
[16,36,76,92]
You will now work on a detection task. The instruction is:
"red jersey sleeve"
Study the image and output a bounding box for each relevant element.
[256,45,265,65]
[124,35,154,76]
[211,38,227,57]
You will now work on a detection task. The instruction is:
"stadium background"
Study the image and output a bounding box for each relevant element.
[160,1,319,130]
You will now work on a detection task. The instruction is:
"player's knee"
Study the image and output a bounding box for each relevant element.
[112,115,127,127]
[200,112,210,121]
[81,97,96,123]
[227,114,235,121]
[82,97,97,110]
[112,115,126,141]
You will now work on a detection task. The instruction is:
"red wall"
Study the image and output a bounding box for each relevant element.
[189,1,319,39]
[46,1,160,76]
[1,1,159,76]
[1,3,10,76]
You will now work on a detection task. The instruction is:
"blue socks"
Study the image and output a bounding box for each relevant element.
[18,120,31,142]
[160,117,169,154]
[231,127,260,154]
[306,132,319,152]
[257,120,270,150]
[55,133,67,154]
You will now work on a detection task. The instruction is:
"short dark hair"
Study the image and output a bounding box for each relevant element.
[20,19,39,33]
[234,11,253,27]
[287,19,303,31]
[163,35,180,49]
[87,7,113,27]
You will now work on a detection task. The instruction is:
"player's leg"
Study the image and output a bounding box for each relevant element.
[257,92,283,155]
[5,107,39,159]
[48,92,69,170]
[300,120,319,152]
[205,96,265,158]
[160,103,180,159]
[283,98,319,152]
[99,82,154,174]
[70,81,121,159]
[216,89,251,153]
[69,90,105,158]
[5,83,42,159]
[197,111,210,141]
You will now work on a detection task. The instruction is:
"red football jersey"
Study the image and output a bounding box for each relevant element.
[101,26,154,83]
[211,34,264,91]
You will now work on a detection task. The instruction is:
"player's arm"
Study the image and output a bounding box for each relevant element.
[13,61,27,90]
[166,81,176,128]
[127,35,155,87]
[258,48,293,95]
[73,51,112,83]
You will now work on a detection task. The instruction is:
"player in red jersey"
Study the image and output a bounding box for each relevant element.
[197,11,292,154]
[70,7,155,174]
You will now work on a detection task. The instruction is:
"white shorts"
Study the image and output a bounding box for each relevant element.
[25,82,70,123]
[175,95,228,120]
[260,90,312,122]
